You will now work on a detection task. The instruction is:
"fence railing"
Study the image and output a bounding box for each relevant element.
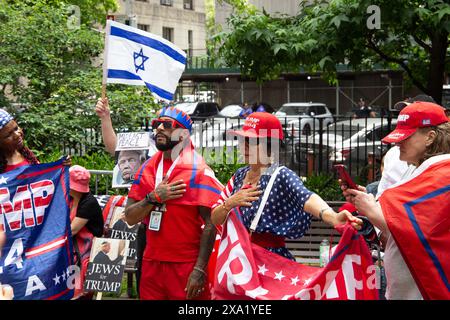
[77,115,396,190]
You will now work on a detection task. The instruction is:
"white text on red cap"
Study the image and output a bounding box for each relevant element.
[245,117,260,129]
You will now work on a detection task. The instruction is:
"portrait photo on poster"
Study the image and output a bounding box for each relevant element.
[89,238,128,266]
[106,207,139,269]
[84,238,130,293]
[112,149,147,188]
[112,132,157,188]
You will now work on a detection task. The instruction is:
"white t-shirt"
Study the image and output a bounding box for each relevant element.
[376,146,411,199]
[376,146,423,300]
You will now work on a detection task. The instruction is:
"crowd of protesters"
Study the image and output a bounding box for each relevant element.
[0,93,449,300]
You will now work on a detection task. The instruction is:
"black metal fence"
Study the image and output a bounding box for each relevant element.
[63,115,397,185]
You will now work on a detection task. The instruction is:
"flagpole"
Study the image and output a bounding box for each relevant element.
[101,19,112,100]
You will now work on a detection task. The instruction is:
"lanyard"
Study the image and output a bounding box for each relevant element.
[155,153,181,186]
[249,164,284,234]
[153,153,182,212]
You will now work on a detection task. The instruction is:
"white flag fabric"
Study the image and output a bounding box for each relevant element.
[104,20,186,101]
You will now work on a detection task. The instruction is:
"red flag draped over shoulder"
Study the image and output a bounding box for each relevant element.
[132,143,224,288]
[213,208,378,300]
[132,143,223,208]
[379,155,450,300]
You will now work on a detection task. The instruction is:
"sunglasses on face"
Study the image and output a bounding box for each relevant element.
[151,119,182,130]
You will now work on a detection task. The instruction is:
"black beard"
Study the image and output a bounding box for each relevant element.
[156,139,180,151]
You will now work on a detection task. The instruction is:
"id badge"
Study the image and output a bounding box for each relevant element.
[149,210,163,231]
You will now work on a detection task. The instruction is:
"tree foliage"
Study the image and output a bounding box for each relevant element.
[0,0,159,156]
[217,0,450,102]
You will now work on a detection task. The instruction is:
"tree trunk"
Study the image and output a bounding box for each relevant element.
[426,31,448,105]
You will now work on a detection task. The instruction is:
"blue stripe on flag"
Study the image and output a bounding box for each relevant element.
[404,185,450,292]
[108,69,174,100]
[189,152,221,195]
[108,69,141,81]
[110,26,186,65]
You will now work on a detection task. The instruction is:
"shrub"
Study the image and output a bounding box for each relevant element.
[302,172,345,201]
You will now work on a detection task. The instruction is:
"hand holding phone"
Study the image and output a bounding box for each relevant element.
[333,164,358,189]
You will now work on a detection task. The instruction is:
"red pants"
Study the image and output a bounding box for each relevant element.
[140,260,211,300]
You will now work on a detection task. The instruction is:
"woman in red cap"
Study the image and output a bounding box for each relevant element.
[69,165,104,299]
[346,101,450,299]
[211,112,362,260]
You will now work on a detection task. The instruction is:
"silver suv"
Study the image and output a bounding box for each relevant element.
[275,102,334,136]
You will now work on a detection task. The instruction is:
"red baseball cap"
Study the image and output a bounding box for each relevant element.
[229,112,284,140]
[69,165,90,193]
[382,101,448,144]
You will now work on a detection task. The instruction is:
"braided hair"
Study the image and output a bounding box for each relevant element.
[0,146,39,174]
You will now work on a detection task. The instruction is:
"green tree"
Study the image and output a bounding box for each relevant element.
[0,0,159,155]
[3,0,118,26]
[0,1,104,106]
[217,0,450,103]
[19,68,158,157]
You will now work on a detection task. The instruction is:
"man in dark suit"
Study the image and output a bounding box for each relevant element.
[93,241,124,265]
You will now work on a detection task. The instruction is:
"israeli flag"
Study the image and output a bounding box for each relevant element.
[104,20,186,101]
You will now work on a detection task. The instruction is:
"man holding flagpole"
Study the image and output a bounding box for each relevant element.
[124,107,223,300]
[97,20,194,299]
[97,19,187,152]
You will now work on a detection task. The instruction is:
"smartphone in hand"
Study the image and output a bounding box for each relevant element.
[333,164,358,189]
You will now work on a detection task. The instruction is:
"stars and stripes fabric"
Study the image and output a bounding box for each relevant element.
[0,108,13,130]
[104,20,186,101]
[212,166,313,260]
[0,159,74,300]
[213,207,378,300]
[379,154,450,300]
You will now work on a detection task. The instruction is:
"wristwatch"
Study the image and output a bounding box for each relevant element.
[145,192,161,206]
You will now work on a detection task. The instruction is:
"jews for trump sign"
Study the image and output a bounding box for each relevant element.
[0,160,75,300]
[84,238,129,293]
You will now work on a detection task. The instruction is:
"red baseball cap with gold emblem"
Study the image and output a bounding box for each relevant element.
[382,101,448,144]
[229,112,284,140]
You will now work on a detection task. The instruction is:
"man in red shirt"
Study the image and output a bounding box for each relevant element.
[124,107,223,300]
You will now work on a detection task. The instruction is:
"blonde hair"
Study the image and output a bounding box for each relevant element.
[419,122,450,164]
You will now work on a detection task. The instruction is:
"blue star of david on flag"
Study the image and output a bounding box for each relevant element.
[105,20,187,101]
[133,48,149,73]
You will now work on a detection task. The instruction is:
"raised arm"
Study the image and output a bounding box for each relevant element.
[95,97,117,156]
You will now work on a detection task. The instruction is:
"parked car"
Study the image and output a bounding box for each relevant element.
[275,102,334,136]
[218,104,244,118]
[294,118,397,174]
[173,102,220,121]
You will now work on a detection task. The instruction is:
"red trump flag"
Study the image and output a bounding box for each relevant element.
[379,155,450,300]
[213,208,378,300]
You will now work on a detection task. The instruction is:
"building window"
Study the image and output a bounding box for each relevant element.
[137,24,149,32]
[188,30,193,57]
[183,0,193,10]
[160,0,173,6]
[162,27,174,42]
